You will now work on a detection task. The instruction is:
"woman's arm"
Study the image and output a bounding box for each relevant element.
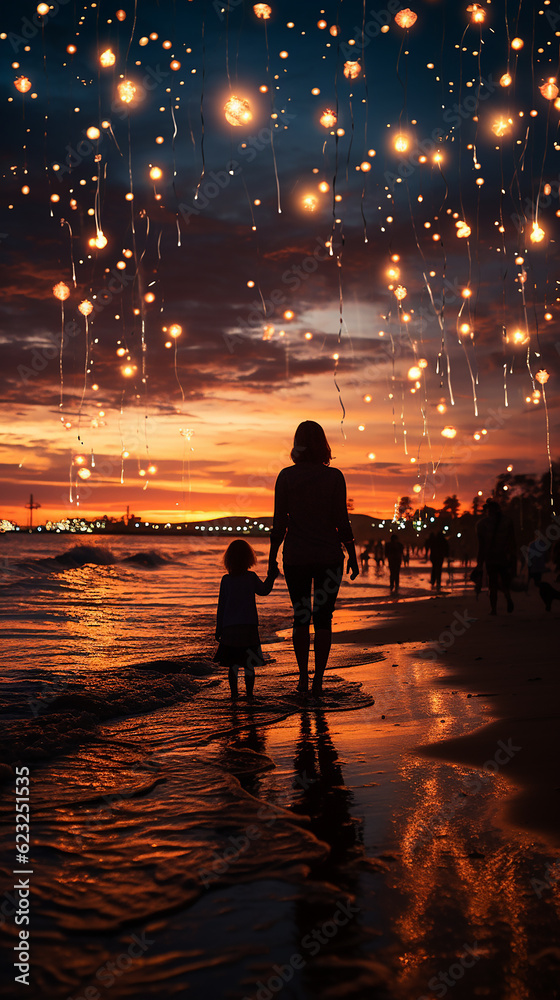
[268,470,287,571]
[335,471,359,579]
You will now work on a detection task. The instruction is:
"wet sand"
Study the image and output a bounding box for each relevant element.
[334,585,560,848]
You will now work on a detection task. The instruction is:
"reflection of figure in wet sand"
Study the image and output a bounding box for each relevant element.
[269,421,359,698]
[290,711,364,993]
[291,711,361,866]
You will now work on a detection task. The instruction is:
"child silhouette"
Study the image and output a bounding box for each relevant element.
[214,539,279,699]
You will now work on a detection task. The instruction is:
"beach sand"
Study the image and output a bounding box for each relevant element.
[334,586,560,848]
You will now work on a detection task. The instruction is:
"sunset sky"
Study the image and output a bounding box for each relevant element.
[1,0,559,523]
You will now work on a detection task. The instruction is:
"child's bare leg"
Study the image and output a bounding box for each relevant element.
[244,665,255,699]
[228,666,239,698]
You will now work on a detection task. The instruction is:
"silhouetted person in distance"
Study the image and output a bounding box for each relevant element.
[425,532,435,561]
[428,530,449,592]
[268,421,359,698]
[476,499,516,615]
[526,538,548,588]
[403,544,410,567]
[359,543,370,573]
[374,540,384,567]
[385,533,404,594]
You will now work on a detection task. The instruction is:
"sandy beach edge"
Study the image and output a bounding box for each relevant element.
[332,587,560,849]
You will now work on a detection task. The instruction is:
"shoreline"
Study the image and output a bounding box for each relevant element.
[332,585,560,849]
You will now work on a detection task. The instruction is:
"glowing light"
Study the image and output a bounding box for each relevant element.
[329,26,339,36]
[511,37,523,50]
[118,80,137,104]
[394,133,409,153]
[94,232,107,249]
[279,50,289,58]
[14,76,32,93]
[121,365,136,377]
[540,79,559,100]
[368,453,376,460]
[395,8,417,28]
[500,73,512,87]
[149,166,163,180]
[418,358,428,369]
[253,3,272,17]
[304,332,313,340]
[394,285,407,301]
[441,426,457,439]
[100,49,116,67]
[318,181,330,193]
[53,282,70,301]
[360,161,372,172]
[262,325,274,341]
[536,370,550,385]
[413,484,422,494]
[224,95,252,126]
[78,468,91,480]
[74,455,86,465]
[343,61,362,80]
[364,395,372,403]
[170,60,181,71]
[115,9,126,21]
[545,312,553,321]
[283,310,294,320]
[79,300,93,316]
[530,222,545,244]
[320,108,337,128]
[144,292,156,303]
[37,3,49,14]
[467,4,486,24]
[169,324,182,338]
[461,288,472,298]
[456,221,471,238]
[302,194,318,212]
[492,118,510,137]
[408,366,422,380]
[86,126,101,140]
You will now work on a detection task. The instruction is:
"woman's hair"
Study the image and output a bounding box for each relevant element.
[223,538,257,574]
[290,420,332,465]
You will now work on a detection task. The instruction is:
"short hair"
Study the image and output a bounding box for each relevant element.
[223,539,256,574]
[290,420,332,465]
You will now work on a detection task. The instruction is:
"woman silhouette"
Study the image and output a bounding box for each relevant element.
[268,421,359,697]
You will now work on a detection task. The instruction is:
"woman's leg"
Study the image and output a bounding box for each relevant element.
[283,566,313,692]
[312,629,331,695]
[311,564,343,695]
[293,627,310,691]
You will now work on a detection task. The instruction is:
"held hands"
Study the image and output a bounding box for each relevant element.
[268,560,280,580]
[347,558,359,581]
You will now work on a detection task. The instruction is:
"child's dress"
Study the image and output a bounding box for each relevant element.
[214,570,275,670]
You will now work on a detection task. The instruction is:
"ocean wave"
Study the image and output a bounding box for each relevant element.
[12,544,174,575]
[0,663,216,766]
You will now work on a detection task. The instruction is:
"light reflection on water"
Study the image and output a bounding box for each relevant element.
[0,538,559,998]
